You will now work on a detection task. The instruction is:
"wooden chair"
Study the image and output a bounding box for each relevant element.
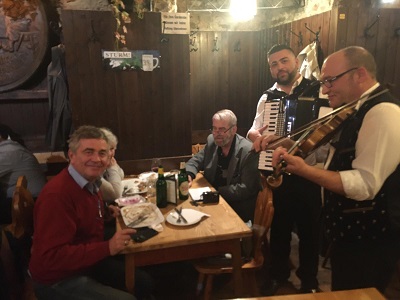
[4,175,36,300]
[6,175,35,239]
[193,174,274,299]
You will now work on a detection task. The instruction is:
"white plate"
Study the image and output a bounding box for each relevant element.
[122,178,147,195]
[115,195,146,206]
[166,208,210,226]
[138,171,158,182]
[121,203,164,228]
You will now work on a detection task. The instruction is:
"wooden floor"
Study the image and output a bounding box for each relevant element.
[149,232,400,300]
[13,233,400,299]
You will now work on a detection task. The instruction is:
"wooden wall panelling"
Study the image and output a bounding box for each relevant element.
[334,4,400,99]
[62,10,191,160]
[377,9,400,98]
[189,31,267,139]
[190,32,220,131]
[227,31,264,132]
[0,98,49,152]
[378,10,400,98]
[327,5,338,54]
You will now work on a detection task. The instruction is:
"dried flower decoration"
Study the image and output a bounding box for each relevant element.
[110,0,147,50]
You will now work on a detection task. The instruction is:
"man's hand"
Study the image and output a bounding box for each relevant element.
[272,146,307,175]
[247,124,269,142]
[109,228,137,255]
[188,174,193,188]
[253,134,280,152]
[107,157,117,168]
[107,204,120,218]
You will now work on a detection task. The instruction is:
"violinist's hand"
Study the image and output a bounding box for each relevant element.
[272,147,307,175]
[253,134,279,152]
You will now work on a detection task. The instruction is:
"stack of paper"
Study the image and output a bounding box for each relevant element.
[189,187,211,201]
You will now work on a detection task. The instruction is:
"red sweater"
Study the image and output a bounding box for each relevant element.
[29,168,110,284]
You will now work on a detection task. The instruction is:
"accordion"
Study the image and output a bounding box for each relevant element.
[258,95,329,172]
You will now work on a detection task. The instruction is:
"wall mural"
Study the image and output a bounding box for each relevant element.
[0,0,48,92]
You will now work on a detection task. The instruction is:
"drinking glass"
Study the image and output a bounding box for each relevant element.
[150,158,161,173]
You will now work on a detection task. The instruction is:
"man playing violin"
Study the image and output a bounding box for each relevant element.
[256,46,400,294]
[248,44,324,295]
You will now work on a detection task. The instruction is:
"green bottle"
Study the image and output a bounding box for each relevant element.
[156,165,168,208]
[178,162,189,200]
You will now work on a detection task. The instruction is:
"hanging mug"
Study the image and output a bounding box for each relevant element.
[142,54,159,71]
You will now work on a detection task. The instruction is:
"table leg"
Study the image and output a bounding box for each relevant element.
[125,253,136,293]
[231,239,244,296]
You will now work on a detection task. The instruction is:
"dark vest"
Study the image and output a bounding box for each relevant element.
[324,87,400,242]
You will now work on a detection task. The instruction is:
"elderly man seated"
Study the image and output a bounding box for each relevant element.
[185,109,261,223]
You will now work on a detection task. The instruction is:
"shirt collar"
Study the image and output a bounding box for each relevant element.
[271,74,303,95]
[68,165,101,194]
[356,82,380,109]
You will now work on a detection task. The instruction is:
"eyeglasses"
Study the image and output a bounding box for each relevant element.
[319,67,358,88]
[210,125,235,134]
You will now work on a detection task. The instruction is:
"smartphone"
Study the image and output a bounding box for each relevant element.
[131,227,158,243]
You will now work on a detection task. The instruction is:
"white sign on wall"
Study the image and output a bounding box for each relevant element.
[161,12,190,35]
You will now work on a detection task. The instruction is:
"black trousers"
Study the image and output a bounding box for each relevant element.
[269,174,322,289]
[331,238,400,293]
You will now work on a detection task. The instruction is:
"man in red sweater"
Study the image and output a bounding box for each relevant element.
[29,126,152,300]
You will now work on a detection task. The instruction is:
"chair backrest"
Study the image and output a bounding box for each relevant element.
[6,175,35,240]
[250,174,274,266]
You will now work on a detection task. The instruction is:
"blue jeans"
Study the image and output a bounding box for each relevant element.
[33,256,154,300]
[33,275,135,300]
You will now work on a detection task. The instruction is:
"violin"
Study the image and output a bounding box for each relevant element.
[266,88,389,188]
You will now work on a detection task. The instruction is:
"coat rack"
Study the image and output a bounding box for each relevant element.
[190,29,199,52]
[304,23,320,42]
[161,21,169,43]
[290,30,303,48]
[364,14,380,38]
[234,40,241,52]
[212,36,219,52]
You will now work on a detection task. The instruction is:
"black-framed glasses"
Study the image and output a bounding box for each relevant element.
[210,125,235,134]
[319,67,358,88]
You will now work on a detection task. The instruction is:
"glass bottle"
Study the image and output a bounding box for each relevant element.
[156,165,167,208]
[178,162,189,200]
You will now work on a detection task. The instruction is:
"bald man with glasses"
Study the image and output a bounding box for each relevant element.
[256,46,400,294]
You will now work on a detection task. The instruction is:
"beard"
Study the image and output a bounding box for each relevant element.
[276,68,298,86]
[214,134,231,147]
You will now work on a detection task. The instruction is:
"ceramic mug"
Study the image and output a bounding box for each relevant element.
[142,54,159,71]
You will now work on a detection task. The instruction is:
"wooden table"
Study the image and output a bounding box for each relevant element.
[233,287,386,300]
[117,173,252,296]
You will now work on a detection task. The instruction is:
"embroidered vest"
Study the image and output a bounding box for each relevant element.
[324,87,400,242]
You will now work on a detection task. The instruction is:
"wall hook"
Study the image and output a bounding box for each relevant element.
[234,40,241,52]
[212,37,219,52]
[161,21,169,43]
[190,36,198,52]
[89,20,99,43]
[304,23,320,42]
[363,14,380,38]
[290,30,303,48]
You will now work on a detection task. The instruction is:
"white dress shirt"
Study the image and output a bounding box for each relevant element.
[326,84,400,201]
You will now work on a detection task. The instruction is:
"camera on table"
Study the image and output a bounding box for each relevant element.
[200,191,220,203]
